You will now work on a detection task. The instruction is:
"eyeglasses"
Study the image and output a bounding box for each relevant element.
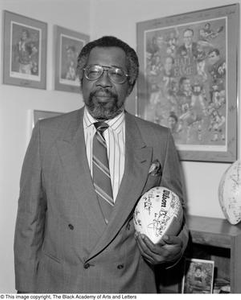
[83,64,129,84]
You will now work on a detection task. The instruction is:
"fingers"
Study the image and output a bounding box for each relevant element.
[162,234,183,246]
[135,234,160,264]
[135,232,184,265]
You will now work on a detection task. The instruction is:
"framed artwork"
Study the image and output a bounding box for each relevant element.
[54,25,89,93]
[182,258,215,294]
[137,4,239,162]
[2,10,47,89]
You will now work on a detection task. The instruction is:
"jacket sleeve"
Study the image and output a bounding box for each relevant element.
[14,122,47,292]
[161,130,189,262]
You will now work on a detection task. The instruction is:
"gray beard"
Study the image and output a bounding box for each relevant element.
[85,91,124,120]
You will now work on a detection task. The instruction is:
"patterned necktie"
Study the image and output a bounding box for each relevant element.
[93,122,114,224]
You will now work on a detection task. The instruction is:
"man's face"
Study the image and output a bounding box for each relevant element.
[183,30,193,47]
[164,57,173,72]
[82,46,132,120]
[156,36,164,49]
[67,48,75,62]
[168,116,177,130]
[195,268,202,277]
[22,31,28,41]
[182,79,191,92]
[208,51,219,65]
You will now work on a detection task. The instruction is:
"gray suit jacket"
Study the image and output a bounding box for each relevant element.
[14,108,188,293]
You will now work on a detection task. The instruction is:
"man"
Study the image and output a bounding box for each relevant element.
[14,36,188,293]
[177,28,198,58]
[189,266,206,293]
[64,45,78,81]
[177,77,192,115]
[15,28,38,75]
[207,48,226,88]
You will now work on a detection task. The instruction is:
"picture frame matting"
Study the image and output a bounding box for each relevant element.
[137,4,239,162]
[2,10,47,89]
[54,25,90,94]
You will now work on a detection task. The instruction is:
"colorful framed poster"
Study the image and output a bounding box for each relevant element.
[2,10,47,89]
[182,258,215,294]
[137,4,239,162]
[54,25,89,93]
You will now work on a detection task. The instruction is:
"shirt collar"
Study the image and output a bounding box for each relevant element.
[83,107,125,131]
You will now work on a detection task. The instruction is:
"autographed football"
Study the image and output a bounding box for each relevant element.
[133,186,183,244]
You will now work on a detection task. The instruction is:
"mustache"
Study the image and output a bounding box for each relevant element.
[90,88,117,98]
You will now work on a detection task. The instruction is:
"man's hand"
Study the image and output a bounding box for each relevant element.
[135,232,183,265]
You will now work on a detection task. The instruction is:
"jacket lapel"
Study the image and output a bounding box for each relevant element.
[56,109,107,236]
[89,112,153,258]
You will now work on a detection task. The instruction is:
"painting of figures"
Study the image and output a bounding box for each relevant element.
[137,4,238,162]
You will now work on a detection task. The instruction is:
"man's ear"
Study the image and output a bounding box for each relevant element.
[127,84,134,96]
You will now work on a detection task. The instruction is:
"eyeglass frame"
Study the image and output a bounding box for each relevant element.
[83,64,129,84]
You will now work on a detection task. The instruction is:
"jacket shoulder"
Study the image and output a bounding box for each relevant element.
[39,109,81,129]
[129,113,170,135]
[32,109,83,148]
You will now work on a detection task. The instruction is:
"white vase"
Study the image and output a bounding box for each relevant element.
[218,160,241,225]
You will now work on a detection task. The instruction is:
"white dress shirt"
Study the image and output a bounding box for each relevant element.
[83,107,125,201]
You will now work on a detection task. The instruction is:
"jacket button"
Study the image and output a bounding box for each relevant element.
[68,224,74,230]
[117,264,124,269]
[84,263,90,269]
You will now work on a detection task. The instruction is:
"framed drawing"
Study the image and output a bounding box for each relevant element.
[54,25,89,93]
[137,4,239,162]
[2,10,47,89]
[182,258,215,294]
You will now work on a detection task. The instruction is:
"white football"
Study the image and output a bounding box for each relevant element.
[133,186,183,244]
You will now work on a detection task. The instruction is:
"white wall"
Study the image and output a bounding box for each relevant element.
[0,0,91,292]
[0,0,240,293]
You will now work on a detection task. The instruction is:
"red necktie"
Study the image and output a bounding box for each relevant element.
[93,122,114,224]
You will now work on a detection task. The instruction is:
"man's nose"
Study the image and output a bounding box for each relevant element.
[96,70,112,86]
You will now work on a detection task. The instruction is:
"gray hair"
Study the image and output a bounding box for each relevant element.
[76,36,139,93]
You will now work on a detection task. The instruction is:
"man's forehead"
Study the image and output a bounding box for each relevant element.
[184,30,193,37]
[89,46,125,56]
[88,47,127,66]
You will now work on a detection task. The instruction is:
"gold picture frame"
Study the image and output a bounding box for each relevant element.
[2,10,47,89]
[54,25,89,94]
[137,4,239,162]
